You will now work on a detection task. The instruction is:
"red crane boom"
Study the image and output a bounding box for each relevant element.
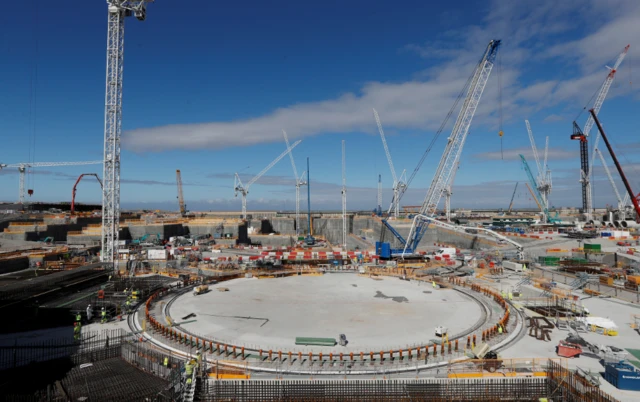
[71,173,103,214]
[589,109,640,222]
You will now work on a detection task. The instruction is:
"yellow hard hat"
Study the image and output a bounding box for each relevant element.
[498,130,504,137]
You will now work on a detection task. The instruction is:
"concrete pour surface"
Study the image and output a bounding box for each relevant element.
[169,274,482,352]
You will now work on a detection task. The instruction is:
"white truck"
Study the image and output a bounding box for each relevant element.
[431,248,458,258]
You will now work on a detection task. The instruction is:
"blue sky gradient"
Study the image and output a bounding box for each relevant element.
[1,0,639,212]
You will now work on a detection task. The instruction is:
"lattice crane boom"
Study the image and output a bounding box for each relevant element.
[101,0,154,264]
[373,108,405,218]
[444,161,459,222]
[401,40,500,254]
[575,44,629,221]
[283,130,299,182]
[596,148,625,212]
[283,131,306,234]
[373,108,398,185]
[247,140,300,189]
[176,169,186,216]
[525,120,542,178]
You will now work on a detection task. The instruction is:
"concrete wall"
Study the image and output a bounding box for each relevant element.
[186,223,239,237]
[247,235,295,247]
[3,217,102,242]
[0,256,29,274]
[271,218,296,235]
[127,223,185,240]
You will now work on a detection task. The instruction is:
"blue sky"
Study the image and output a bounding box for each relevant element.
[1,0,639,212]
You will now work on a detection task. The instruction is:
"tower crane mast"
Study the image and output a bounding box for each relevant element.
[101,0,154,264]
[399,39,501,255]
[234,140,301,219]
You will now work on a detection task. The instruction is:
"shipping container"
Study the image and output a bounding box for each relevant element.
[605,362,640,391]
[147,249,168,260]
[503,260,524,272]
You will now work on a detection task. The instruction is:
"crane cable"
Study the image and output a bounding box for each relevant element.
[27,0,40,194]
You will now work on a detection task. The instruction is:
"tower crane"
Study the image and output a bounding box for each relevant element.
[0,161,102,204]
[234,140,301,219]
[176,169,186,216]
[393,39,501,256]
[101,0,154,264]
[373,108,406,219]
[571,44,629,220]
[71,173,103,214]
[283,130,307,235]
[443,161,459,222]
[525,120,552,210]
[342,140,347,248]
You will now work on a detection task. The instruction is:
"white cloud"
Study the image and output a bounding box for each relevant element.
[121,0,640,157]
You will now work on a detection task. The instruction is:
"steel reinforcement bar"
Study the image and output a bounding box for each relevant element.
[135,273,524,374]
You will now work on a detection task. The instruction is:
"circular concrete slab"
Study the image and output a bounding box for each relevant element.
[169,274,482,352]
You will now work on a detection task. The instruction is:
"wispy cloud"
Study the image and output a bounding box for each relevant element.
[543,114,564,123]
[474,146,575,161]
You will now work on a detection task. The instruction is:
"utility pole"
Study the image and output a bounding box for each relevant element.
[101,0,154,264]
[342,140,347,249]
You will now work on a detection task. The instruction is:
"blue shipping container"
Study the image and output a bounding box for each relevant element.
[605,362,640,391]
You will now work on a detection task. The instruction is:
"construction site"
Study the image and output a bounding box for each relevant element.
[2,2,640,402]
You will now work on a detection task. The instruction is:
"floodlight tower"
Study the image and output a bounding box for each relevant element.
[101,0,154,264]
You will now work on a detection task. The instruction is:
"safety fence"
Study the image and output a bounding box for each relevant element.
[547,360,619,402]
[198,377,549,401]
[0,329,126,370]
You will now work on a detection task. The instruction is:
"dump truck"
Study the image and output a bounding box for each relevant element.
[466,343,503,372]
[193,285,209,296]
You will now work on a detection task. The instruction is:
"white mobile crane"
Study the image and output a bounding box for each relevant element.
[234,140,301,219]
[384,39,501,257]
